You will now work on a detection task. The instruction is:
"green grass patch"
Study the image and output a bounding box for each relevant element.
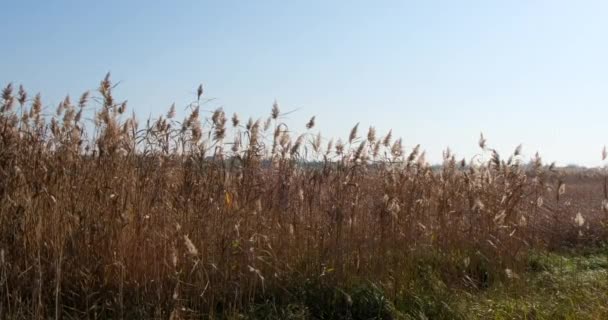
[235,249,608,319]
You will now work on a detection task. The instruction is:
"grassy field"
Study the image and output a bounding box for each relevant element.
[237,248,608,319]
[0,76,607,319]
[466,249,608,320]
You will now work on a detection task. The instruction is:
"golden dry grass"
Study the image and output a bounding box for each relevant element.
[0,75,606,318]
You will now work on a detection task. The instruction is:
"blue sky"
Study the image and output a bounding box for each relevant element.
[2,1,608,166]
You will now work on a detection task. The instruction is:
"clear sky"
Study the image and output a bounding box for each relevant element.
[2,1,608,166]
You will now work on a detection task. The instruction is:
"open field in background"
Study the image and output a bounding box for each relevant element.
[0,76,607,319]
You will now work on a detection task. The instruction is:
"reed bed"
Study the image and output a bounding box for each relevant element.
[0,75,606,318]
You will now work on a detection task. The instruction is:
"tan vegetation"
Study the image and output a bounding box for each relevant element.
[0,75,606,318]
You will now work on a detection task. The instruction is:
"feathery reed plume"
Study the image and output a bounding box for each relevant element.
[373,139,381,158]
[335,138,344,155]
[353,141,366,162]
[197,84,204,101]
[232,112,240,127]
[312,132,322,153]
[367,126,376,143]
[514,144,522,157]
[349,123,359,143]
[212,108,226,141]
[491,149,500,169]
[407,144,420,163]
[78,91,90,108]
[100,72,114,107]
[306,116,316,129]
[271,100,280,119]
[32,93,42,115]
[383,130,392,147]
[263,117,272,131]
[479,132,487,150]
[325,138,334,156]
[117,101,127,114]
[1,83,14,112]
[167,103,176,119]
[291,134,305,156]
[56,101,65,116]
[391,138,403,157]
[17,84,27,106]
